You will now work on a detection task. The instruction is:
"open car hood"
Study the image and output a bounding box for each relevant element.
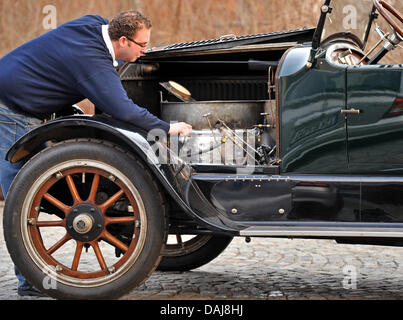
[141,27,315,58]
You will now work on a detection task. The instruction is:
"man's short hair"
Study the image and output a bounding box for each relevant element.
[109,11,152,41]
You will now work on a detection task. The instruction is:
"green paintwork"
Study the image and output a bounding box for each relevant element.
[346,64,403,173]
[278,46,403,175]
[279,46,348,174]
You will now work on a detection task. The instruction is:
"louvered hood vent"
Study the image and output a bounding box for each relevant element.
[145,27,315,56]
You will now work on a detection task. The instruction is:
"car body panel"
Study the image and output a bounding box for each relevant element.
[346,64,403,171]
[278,46,348,174]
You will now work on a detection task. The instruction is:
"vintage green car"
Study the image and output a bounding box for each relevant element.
[3,0,403,299]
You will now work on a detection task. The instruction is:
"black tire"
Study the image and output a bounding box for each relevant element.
[3,139,167,300]
[157,234,233,271]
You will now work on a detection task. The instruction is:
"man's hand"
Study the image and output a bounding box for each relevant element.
[168,122,192,136]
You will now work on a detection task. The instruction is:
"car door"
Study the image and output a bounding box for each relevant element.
[278,47,349,174]
[345,64,403,173]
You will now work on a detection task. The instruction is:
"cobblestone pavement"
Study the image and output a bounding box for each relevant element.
[1,200,403,301]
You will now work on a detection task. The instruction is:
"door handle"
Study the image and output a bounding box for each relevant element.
[341,108,361,115]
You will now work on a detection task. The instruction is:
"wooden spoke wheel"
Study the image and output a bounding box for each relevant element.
[29,166,142,282]
[4,140,167,299]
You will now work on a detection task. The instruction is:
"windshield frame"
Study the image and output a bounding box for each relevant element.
[312,0,377,50]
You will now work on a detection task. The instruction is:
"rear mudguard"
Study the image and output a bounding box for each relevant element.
[6,115,242,234]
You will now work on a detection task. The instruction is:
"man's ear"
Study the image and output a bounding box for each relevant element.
[119,36,131,48]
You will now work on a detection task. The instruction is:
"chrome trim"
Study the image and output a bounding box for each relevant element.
[325,42,366,67]
[240,226,403,238]
[192,173,403,184]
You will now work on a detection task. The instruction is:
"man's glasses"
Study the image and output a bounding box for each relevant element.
[125,36,148,48]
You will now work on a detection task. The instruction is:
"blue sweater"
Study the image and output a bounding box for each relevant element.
[0,15,169,133]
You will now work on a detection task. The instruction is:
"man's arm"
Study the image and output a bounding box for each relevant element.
[76,68,170,132]
[76,68,192,136]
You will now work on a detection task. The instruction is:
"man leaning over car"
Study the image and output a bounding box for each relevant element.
[0,10,192,297]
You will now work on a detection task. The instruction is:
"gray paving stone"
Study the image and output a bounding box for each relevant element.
[1,201,403,300]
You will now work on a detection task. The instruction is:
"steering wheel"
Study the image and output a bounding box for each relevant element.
[373,0,403,38]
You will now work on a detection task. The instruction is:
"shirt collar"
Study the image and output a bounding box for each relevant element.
[102,25,118,68]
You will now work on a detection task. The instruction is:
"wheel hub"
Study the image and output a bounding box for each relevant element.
[73,214,94,234]
[66,204,104,242]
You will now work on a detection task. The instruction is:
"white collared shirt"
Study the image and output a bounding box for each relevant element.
[102,25,118,67]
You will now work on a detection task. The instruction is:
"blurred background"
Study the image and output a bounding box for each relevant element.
[0,0,325,57]
[1,0,401,59]
[0,0,402,199]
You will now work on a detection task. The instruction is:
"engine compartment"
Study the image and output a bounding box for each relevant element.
[161,99,276,167]
[119,41,294,169]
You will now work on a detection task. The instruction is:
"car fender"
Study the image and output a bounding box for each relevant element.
[6,115,238,234]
